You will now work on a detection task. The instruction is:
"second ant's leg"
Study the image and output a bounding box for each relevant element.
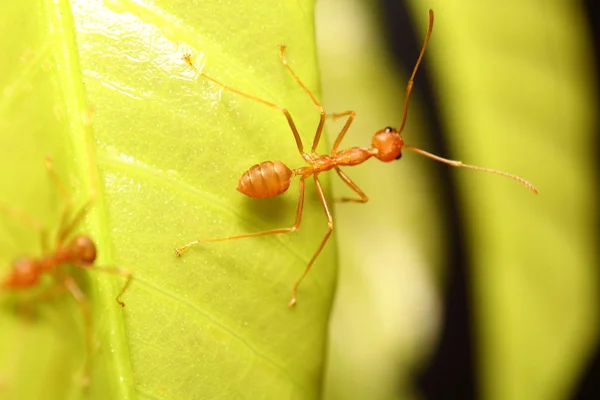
[0,201,48,253]
[45,156,73,245]
[334,167,369,203]
[182,54,306,156]
[175,177,306,256]
[45,156,94,247]
[75,265,133,307]
[0,202,45,231]
[63,276,93,387]
[15,283,67,319]
[289,174,333,307]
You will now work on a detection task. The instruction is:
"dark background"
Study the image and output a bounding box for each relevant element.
[378,1,599,399]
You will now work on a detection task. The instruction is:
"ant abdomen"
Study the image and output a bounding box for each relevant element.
[2,258,40,287]
[237,160,294,198]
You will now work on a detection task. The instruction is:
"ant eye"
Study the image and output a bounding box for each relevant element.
[395,154,402,160]
[384,127,393,133]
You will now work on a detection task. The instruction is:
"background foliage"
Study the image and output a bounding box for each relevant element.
[320,0,598,399]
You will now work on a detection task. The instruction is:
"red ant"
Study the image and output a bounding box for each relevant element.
[176,9,538,307]
[0,156,132,384]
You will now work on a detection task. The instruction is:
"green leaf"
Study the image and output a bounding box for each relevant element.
[0,0,335,399]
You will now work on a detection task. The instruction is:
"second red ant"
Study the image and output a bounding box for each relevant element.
[0,156,132,384]
[176,9,538,307]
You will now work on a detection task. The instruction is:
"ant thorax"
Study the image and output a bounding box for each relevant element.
[306,153,335,173]
[333,147,373,167]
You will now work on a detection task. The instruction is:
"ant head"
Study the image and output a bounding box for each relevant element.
[71,235,97,265]
[3,258,40,287]
[370,10,434,162]
[372,127,404,162]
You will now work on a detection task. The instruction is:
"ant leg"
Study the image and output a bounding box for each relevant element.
[45,156,70,200]
[45,156,95,246]
[0,202,45,231]
[278,45,326,152]
[333,167,369,203]
[398,10,434,134]
[63,276,93,387]
[182,54,306,156]
[75,264,133,307]
[326,112,354,120]
[15,284,67,319]
[45,156,73,245]
[329,111,356,153]
[289,174,332,307]
[279,46,356,153]
[175,177,306,256]
[0,201,49,253]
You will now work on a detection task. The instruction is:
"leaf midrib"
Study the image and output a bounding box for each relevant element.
[46,0,136,397]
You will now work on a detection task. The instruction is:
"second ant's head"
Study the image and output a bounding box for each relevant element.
[372,127,404,162]
[70,235,97,265]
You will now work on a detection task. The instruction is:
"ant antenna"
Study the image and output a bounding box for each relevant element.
[403,146,538,193]
[398,9,434,135]
[398,10,538,194]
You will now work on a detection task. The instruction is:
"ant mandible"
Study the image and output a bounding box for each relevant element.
[0,156,132,383]
[176,9,538,307]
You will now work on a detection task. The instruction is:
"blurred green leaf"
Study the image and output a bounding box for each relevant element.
[417,2,598,399]
[0,0,335,399]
